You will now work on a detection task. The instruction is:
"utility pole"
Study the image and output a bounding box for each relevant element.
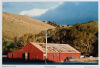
[46,32,47,59]
[45,31,47,64]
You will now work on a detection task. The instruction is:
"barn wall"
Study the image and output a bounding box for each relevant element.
[8,50,25,58]
[48,53,60,62]
[22,43,43,60]
[43,52,80,62]
[29,43,43,60]
[8,52,13,58]
[43,53,60,62]
[8,43,43,60]
[59,53,80,62]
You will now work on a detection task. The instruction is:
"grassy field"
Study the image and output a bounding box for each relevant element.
[2,12,55,40]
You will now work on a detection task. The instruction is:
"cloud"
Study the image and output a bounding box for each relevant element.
[19,2,64,17]
[50,2,64,10]
[20,8,48,17]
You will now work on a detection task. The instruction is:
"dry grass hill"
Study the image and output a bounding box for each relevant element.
[3,12,55,40]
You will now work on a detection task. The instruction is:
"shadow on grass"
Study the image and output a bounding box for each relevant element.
[3,57,54,63]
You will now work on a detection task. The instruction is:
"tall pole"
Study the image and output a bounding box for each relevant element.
[45,31,47,64]
[46,32,47,59]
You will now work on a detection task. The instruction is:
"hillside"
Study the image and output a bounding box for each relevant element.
[2,12,55,40]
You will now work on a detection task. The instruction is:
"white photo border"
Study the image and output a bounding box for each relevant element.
[0,0,99,68]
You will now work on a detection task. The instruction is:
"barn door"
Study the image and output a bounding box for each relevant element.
[22,52,30,60]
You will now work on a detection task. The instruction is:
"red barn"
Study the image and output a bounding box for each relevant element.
[8,42,80,62]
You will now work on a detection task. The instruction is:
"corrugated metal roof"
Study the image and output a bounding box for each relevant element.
[30,42,80,53]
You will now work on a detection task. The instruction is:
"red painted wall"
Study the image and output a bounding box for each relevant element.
[59,53,80,62]
[8,43,43,60]
[43,52,80,62]
[43,53,60,62]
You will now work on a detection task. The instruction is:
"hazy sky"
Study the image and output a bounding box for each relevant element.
[3,2,98,25]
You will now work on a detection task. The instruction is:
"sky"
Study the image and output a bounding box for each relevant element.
[3,2,98,25]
